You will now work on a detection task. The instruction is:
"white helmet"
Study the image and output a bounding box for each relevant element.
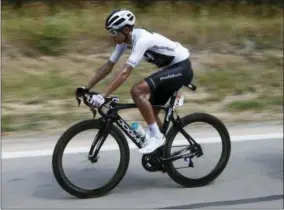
[105,9,135,30]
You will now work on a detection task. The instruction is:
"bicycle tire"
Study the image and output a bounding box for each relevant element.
[52,119,130,198]
[164,112,231,187]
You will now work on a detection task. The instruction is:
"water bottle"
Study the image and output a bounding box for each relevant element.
[131,122,150,143]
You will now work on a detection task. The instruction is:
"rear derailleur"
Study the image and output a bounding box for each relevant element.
[183,143,203,168]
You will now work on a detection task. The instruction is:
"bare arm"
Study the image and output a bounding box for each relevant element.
[101,63,133,97]
[99,38,151,97]
[85,59,115,90]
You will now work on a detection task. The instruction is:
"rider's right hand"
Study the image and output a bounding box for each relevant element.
[75,86,89,97]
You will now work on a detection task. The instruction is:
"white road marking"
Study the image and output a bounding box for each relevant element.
[2,133,283,159]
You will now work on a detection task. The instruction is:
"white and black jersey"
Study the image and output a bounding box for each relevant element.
[109,28,190,68]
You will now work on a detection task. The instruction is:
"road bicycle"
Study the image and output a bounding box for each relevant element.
[52,84,231,198]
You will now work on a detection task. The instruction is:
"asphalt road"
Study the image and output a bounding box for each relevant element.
[1,121,283,209]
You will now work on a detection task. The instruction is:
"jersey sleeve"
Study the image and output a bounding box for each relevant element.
[126,37,153,68]
[109,44,127,64]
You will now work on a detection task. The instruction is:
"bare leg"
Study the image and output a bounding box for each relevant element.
[131,80,156,124]
[131,81,166,153]
[152,107,163,131]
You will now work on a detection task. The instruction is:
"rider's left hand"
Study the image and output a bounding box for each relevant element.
[87,94,105,108]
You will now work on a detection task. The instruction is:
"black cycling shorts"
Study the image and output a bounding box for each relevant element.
[144,58,193,106]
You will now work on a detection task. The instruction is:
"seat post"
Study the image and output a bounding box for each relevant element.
[169,90,178,107]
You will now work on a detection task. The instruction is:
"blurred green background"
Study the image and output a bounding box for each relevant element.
[2,0,283,134]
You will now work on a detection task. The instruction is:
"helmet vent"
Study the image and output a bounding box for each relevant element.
[114,18,125,26]
[105,9,135,30]
[108,15,119,26]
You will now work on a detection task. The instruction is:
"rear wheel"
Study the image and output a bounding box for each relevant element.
[164,112,231,187]
[52,119,130,198]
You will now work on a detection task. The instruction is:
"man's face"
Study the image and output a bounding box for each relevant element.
[108,27,130,44]
[110,31,125,44]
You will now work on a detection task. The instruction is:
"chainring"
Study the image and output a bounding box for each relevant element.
[141,147,165,172]
[141,155,160,172]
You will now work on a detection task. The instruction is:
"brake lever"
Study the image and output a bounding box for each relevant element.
[76,97,81,107]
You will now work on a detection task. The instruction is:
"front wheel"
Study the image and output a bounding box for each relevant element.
[164,112,231,187]
[52,119,130,198]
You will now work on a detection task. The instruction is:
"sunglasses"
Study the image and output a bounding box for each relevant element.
[108,29,119,36]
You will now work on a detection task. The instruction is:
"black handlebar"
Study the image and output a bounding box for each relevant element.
[75,87,119,118]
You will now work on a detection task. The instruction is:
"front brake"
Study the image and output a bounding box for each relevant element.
[90,108,97,118]
[76,92,98,118]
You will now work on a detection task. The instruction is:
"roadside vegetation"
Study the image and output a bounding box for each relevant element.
[2,1,283,134]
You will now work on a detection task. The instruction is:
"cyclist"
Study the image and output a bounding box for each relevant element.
[76,9,194,154]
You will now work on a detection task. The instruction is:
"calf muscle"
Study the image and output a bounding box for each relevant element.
[131,81,156,125]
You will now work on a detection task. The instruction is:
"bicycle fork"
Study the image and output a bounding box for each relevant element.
[88,119,113,163]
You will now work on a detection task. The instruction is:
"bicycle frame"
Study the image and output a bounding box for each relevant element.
[85,84,198,162]
[96,90,180,149]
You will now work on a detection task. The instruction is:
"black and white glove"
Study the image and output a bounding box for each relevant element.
[86,94,105,108]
